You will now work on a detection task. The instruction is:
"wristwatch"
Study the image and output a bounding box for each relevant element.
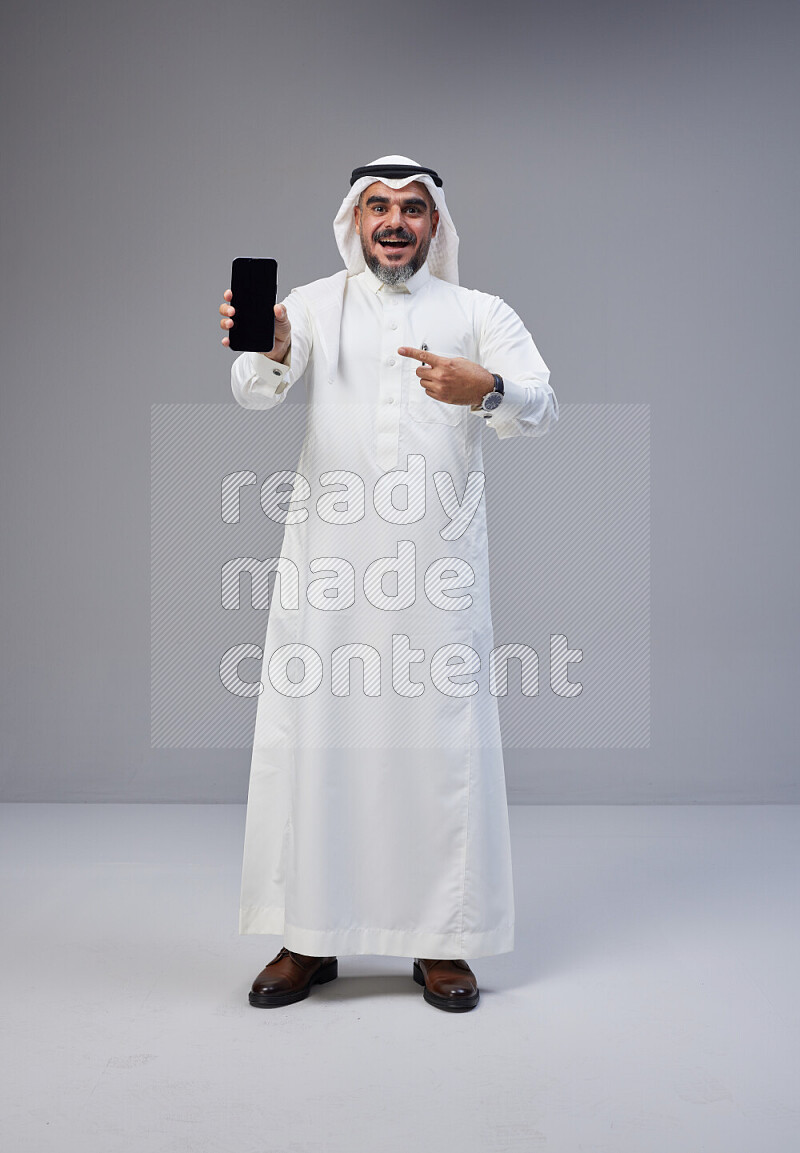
[475,373,504,416]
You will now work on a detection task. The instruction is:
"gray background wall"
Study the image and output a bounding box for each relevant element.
[1,0,797,802]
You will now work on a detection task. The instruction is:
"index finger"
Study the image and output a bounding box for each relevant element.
[398,346,443,366]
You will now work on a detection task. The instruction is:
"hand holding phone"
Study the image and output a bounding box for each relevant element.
[220,258,290,358]
[220,293,292,362]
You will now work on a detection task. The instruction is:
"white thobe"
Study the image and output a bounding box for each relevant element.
[232,261,558,958]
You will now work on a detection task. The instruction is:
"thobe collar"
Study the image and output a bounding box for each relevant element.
[360,261,431,295]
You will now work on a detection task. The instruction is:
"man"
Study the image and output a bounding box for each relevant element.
[219,155,558,1012]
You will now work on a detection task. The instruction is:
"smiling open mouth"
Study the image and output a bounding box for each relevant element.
[378,239,412,248]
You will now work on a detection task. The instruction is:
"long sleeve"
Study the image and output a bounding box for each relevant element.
[474,295,558,439]
[230,289,313,409]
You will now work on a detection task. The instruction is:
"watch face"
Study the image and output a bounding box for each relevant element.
[483,391,503,411]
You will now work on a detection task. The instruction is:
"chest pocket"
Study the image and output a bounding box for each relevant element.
[408,382,464,425]
[405,328,475,427]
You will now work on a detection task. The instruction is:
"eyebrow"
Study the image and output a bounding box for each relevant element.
[365,195,430,210]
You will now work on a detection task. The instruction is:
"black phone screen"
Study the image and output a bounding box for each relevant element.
[228,258,278,353]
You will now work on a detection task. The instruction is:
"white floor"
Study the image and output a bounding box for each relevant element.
[1,803,798,1153]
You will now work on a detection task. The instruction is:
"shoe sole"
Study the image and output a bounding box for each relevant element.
[413,960,480,1012]
[248,958,339,1008]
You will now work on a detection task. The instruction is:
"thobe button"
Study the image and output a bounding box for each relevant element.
[389,321,398,330]
[388,358,396,367]
[387,396,395,404]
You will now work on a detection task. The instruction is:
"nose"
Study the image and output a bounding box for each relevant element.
[385,204,404,228]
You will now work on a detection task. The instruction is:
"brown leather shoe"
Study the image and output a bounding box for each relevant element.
[249,946,338,1007]
[413,957,480,1012]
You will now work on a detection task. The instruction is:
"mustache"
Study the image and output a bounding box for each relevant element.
[373,228,416,244]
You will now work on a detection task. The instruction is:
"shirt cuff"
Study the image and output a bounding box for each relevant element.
[491,377,527,421]
[249,350,292,395]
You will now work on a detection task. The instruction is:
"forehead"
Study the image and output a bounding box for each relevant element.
[360,179,434,208]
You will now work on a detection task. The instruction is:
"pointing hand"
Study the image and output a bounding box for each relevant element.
[397,346,494,408]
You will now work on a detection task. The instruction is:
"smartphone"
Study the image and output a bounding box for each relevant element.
[228,258,278,352]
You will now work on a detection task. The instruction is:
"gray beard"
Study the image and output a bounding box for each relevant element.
[364,250,420,286]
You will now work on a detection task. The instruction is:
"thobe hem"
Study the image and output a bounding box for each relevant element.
[239,905,515,959]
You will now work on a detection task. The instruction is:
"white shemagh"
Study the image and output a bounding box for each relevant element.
[332,153,460,284]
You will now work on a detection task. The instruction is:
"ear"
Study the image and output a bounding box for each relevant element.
[431,208,440,237]
[353,202,361,236]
